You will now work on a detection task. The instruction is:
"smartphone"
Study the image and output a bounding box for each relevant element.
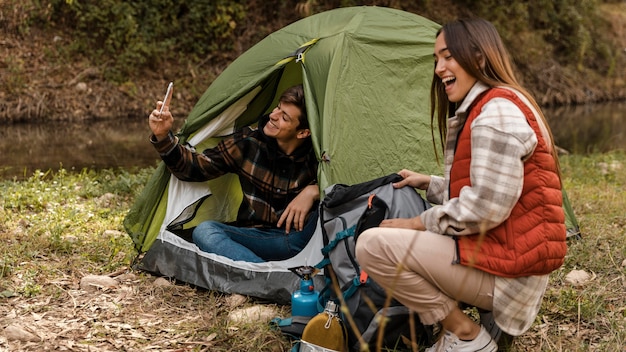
[159,81,174,113]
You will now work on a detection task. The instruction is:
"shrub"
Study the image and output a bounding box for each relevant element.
[39,0,246,82]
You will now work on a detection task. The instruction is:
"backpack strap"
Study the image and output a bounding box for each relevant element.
[322,173,402,208]
[317,225,370,301]
[270,315,313,340]
[320,226,357,256]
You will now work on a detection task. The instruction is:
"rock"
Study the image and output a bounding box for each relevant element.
[80,275,119,292]
[63,234,78,243]
[97,193,117,207]
[4,325,41,342]
[102,229,125,237]
[115,272,137,282]
[153,277,171,287]
[565,269,593,286]
[75,82,88,92]
[228,305,280,324]
[225,294,248,308]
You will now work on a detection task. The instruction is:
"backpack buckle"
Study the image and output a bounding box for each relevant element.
[359,270,368,284]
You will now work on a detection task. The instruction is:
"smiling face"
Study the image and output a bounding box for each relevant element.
[433,32,478,103]
[263,102,310,151]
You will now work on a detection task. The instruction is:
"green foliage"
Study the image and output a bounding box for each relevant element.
[453,0,617,75]
[37,0,246,82]
[454,0,529,38]
[0,0,51,35]
[12,0,621,89]
[531,0,594,70]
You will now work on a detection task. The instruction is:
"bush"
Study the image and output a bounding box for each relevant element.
[454,0,617,75]
[40,0,246,82]
[8,0,623,103]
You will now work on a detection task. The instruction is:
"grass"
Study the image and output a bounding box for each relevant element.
[0,151,625,351]
[529,151,626,351]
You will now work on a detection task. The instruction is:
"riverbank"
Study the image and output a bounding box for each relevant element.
[1,2,625,123]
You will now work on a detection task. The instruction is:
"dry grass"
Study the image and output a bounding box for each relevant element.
[0,168,290,351]
[1,151,625,351]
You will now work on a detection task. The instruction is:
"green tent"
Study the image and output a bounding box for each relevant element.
[124,6,579,303]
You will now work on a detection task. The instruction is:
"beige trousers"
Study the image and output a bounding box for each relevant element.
[355,227,495,325]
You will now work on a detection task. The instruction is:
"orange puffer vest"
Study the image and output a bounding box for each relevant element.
[450,88,567,278]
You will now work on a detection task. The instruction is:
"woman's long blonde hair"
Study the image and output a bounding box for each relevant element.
[430,18,560,177]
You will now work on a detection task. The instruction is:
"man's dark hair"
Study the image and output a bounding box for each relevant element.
[279,84,308,130]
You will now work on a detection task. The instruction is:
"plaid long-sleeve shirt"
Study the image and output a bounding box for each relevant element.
[151,116,318,227]
[422,82,551,336]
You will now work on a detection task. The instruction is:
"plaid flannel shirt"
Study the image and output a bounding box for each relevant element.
[151,116,318,227]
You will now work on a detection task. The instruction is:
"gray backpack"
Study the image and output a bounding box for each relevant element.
[315,174,434,351]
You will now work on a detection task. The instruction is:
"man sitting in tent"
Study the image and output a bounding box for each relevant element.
[148,84,319,263]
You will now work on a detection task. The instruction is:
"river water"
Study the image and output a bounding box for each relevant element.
[544,100,625,155]
[0,118,161,180]
[0,101,624,180]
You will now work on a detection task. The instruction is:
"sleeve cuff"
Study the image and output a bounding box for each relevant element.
[150,131,178,156]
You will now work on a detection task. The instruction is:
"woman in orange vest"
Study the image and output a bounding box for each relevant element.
[355,18,567,352]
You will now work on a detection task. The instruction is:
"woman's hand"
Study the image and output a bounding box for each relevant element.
[380,216,425,230]
[393,169,431,190]
[278,184,320,233]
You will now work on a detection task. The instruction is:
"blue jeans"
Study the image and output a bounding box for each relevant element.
[191,210,318,263]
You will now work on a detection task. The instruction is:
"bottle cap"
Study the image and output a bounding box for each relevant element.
[325,301,339,314]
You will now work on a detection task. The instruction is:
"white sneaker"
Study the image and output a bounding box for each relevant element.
[425,326,498,352]
[478,310,502,343]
